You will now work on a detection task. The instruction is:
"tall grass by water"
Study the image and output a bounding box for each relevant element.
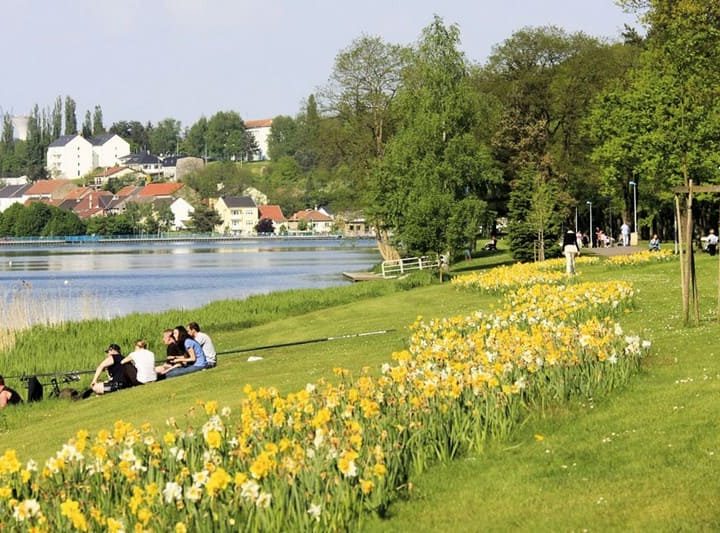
[0,272,435,377]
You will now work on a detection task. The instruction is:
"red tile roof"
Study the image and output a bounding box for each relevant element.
[25,179,76,195]
[245,118,273,129]
[290,209,333,222]
[138,183,184,197]
[258,205,286,222]
[64,187,93,200]
[116,185,141,197]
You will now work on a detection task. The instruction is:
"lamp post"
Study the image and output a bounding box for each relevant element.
[629,180,637,235]
[586,201,593,248]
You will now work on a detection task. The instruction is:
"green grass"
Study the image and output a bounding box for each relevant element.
[1,250,718,530]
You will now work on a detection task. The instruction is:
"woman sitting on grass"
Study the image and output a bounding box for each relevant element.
[161,326,208,378]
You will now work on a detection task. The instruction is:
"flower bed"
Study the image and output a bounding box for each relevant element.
[0,280,649,531]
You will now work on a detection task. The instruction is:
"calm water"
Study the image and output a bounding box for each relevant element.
[0,239,380,322]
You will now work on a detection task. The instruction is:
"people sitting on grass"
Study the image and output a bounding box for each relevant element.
[121,339,157,385]
[187,322,217,368]
[649,234,660,252]
[0,376,23,408]
[158,326,208,378]
[88,344,132,396]
[155,329,186,377]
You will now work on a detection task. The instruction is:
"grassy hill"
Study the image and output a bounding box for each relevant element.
[1,249,718,530]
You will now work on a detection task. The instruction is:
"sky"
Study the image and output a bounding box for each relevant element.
[1,0,640,130]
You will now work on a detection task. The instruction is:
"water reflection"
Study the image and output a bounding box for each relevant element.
[0,240,380,321]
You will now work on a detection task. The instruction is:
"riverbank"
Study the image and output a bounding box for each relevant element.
[0,233,363,247]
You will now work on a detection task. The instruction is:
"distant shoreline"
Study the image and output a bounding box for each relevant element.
[0,234,375,248]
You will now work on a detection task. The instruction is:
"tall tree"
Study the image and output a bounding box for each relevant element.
[64,96,77,135]
[321,35,407,158]
[182,117,208,157]
[367,16,501,258]
[82,111,92,137]
[51,96,63,139]
[109,121,148,152]
[205,111,257,161]
[149,118,181,155]
[92,105,105,135]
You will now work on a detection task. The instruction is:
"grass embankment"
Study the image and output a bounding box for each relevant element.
[1,248,718,530]
[0,252,509,461]
[366,256,720,531]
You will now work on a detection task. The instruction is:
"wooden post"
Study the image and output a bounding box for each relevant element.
[676,195,687,318]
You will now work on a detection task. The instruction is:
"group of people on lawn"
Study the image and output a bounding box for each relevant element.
[87,322,216,397]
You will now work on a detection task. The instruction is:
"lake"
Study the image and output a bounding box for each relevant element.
[0,238,380,324]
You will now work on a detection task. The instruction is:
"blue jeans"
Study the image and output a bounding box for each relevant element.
[166,365,206,378]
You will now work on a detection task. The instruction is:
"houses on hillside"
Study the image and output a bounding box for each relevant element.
[46,134,130,178]
[0,178,365,236]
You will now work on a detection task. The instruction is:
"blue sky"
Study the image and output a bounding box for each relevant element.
[1,0,639,130]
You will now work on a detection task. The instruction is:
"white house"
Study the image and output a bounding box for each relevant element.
[245,119,272,160]
[169,197,195,230]
[90,133,130,168]
[47,135,94,178]
[0,184,31,212]
[46,133,130,178]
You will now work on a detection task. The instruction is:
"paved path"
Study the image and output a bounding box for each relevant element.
[585,245,644,257]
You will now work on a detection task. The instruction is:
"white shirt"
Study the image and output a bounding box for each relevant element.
[708,233,718,245]
[128,348,157,384]
[194,331,216,365]
[621,223,630,235]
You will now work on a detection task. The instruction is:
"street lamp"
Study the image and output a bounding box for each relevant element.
[629,180,638,235]
[586,201,593,248]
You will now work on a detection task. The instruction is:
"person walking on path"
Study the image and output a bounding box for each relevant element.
[563,229,580,275]
[621,221,630,246]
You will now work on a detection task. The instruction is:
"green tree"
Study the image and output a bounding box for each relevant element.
[189,204,222,233]
[92,105,105,135]
[267,115,299,160]
[13,202,51,236]
[206,111,257,161]
[367,16,500,258]
[51,96,63,139]
[321,35,407,158]
[64,96,77,135]
[149,118,181,155]
[42,207,85,236]
[182,117,208,157]
[109,121,148,152]
[82,110,92,137]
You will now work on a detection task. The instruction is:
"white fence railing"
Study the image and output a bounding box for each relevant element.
[381,256,440,278]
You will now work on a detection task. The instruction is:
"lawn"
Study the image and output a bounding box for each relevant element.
[0,248,717,530]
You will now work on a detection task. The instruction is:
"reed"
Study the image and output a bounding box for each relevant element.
[0,274,434,377]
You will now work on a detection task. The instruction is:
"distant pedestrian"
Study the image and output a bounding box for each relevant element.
[187,322,217,368]
[562,229,580,275]
[707,229,718,256]
[0,376,23,408]
[621,221,630,246]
